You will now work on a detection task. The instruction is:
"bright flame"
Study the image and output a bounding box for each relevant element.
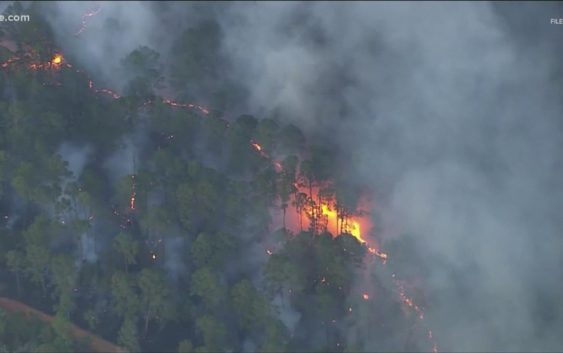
[129,195,136,210]
[51,54,63,65]
[320,202,366,244]
[348,219,362,241]
[362,293,369,300]
[151,254,156,260]
[368,247,388,264]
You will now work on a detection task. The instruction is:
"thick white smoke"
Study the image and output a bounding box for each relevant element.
[36,1,563,351]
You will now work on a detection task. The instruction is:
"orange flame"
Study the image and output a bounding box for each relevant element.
[51,54,63,65]
[74,5,102,36]
[161,98,209,115]
[368,247,388,264]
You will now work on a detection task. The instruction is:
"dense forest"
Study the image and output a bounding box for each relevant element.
[0,2,436,352]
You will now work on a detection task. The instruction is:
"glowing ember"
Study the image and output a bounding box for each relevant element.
[129,175,136,210]
[129,195,136,210]
[161,98,209,115]
[51,54,63,65]
[368,247,388,264]
[74,5,102,36]
[273,161,283,172]
[393,280,439,351]
[251,142,262,152]
[1,56,20,69]
[362,293,369,300]
[250,140,269,158]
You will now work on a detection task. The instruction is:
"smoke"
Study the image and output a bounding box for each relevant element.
[36,1,563,351]
[57,142,92,180]
[42,1,219,92]
[163,236,188,280]
[80,232,98,263]
[215,2,563,351]
[272,293,301,335]
[103,130,144,182]
[42,1,164,90]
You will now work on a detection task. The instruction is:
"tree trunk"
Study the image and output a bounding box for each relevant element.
[282,206,286,230]
[15,272,21,297]
[40,277,46,297]
[144,308,151,337]
[336,209,339,236]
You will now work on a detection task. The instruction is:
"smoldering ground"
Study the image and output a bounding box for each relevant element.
[29,1,563,351]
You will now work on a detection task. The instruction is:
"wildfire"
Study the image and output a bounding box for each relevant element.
[129,175,136,210]
[96,88,121,99]
[74,5,102,36]
[368,247,388,264]
[1,56,20,69]
[51,54,63,65]
[161,98,209,115]
[273,161,283,172]
[2,14,441,352]
[393,280,439,351]
[1,53,68,72]
[281,180,374,248]
[250,140,269,158]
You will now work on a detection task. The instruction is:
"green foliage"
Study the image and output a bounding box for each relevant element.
[137,268,173,334]
[22,217,56,293]
[255,118,280,152]
[177,339,194,353]
[191,232,235,270]
[117,316,140,352]
[0,309,83,352]
[195,315,228,352]
[111,272,140,319]
[231,279,271,332]
[278,124,305,154]
[82,309,98,331]
[261,320,289,352]
[113,232,139,273]
[190,267,226,310]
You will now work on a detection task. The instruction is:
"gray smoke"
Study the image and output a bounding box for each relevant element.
[216,2,563,351]
[57,142,92,180]
[39,1,563,351]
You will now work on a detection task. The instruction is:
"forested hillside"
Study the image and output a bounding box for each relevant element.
[0,2,437,352]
